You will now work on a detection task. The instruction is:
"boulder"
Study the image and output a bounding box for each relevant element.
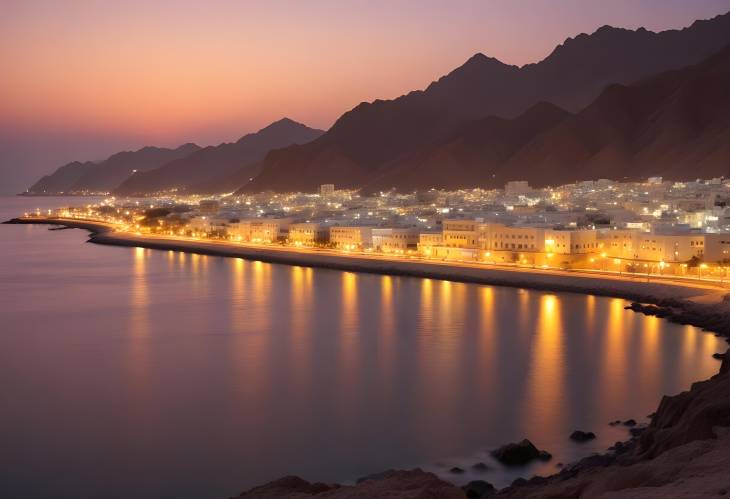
[570,430,596,442]
[471,462,489,471]
[449,467,465,474]
[491,439,547,466]
[462,480,495,498]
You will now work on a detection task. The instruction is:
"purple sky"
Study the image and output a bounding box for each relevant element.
[2,0,729,193]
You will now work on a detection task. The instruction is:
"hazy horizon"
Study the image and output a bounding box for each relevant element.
[2,0,729,194]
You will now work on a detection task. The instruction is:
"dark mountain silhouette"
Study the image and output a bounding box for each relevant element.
[241,11,730,193]
[366,43,730,191]
[364,103,572,192]
[27,161,97,195]
[26,143,200,195]
[114,118,323,196]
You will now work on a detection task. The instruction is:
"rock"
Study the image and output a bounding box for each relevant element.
[449,466,465,474]
[608,419,622,426]
[471,462,489,471]
[462,480,495,498]
[570,430,596,442]
[622,419,637,427]
[238,469,464,498]
[713,352,726,360]
[556,462,563,468]
[510,477,528,487]
[538,450,552,461]
[630,426,647,437]
[491,439,548,466]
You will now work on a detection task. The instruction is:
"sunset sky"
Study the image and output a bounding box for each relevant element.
[2,0,729,194]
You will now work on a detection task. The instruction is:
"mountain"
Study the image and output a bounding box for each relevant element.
[25,143,200,195]
[499,43,730,186]
[364,102,572,192]
[26,161,97,195]
[115,118,324,195]
[241,11,730,193]
[369,43,730,191]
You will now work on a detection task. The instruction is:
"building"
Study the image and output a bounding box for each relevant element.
[481,223,544,252]
[198,200,220,214]
[544,228,599,255]
[320,184,335,198]
[418,232,443,255]
[442,219,479,248]
[248,218,292,243]
[505,181,532,196]
[633,233,705,263]
[371,228,419,252]
[289,222,328,246]
[329,226,373,249]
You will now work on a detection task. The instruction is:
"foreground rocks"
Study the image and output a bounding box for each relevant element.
[232,469,464,498]
[569,431,596,442]
[491,439,551,466]
[493,350,730,498]
[235,352,730,498]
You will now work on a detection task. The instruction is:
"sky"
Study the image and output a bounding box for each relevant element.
[2,0,730,194]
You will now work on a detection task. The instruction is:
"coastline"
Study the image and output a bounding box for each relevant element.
[6,217,728,305]
[6,216,730,498]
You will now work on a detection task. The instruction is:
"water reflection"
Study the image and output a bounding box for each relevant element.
[522,294,566,436]
[128,247,150,380]
[2,223,726,499]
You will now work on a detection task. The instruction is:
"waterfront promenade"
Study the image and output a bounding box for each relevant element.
[11,216,728,303]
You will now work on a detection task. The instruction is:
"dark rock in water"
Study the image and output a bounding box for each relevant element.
[556,462,563,468]
[608,419,621,426]
[622,419,637,427]
[538,450,552,461]
[491,439,547,466]
[630,426,647,437]
[471,462,489,471]
[570,430,596,442]
[511,477,529,487]
[449,467,465,474]
[713,352,727,360]
[462,480,495,498]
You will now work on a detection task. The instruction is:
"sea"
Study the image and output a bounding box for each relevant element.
[0,195,725,499]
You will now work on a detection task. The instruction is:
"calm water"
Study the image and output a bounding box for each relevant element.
[0,196,725,499]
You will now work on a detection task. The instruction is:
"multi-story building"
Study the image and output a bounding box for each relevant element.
[198,200,220,214]
[289,222,328,246]
[329,226,373,249]
[249,219,291,243]
[418,232,443,255]
[633,233,705,263]
[371,228,419,252]
[481,223,544,252]
[544,228,599,255]
[442,219,479,248]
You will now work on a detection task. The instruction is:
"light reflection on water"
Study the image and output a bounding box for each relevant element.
[0,201,726,499]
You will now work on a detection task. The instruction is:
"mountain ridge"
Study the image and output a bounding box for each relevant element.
[241,10,730,193]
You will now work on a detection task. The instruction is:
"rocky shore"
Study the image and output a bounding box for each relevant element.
[233,352,730,498]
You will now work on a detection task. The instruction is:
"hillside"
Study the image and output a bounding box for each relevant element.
[241,11,730,193]
[115,118,323,196]
[25,144,200,195]
[364,44,730,191]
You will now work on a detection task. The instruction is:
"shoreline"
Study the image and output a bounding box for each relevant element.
[6,216,730,498]
[8,217,730,341]
[6,217,728,304]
